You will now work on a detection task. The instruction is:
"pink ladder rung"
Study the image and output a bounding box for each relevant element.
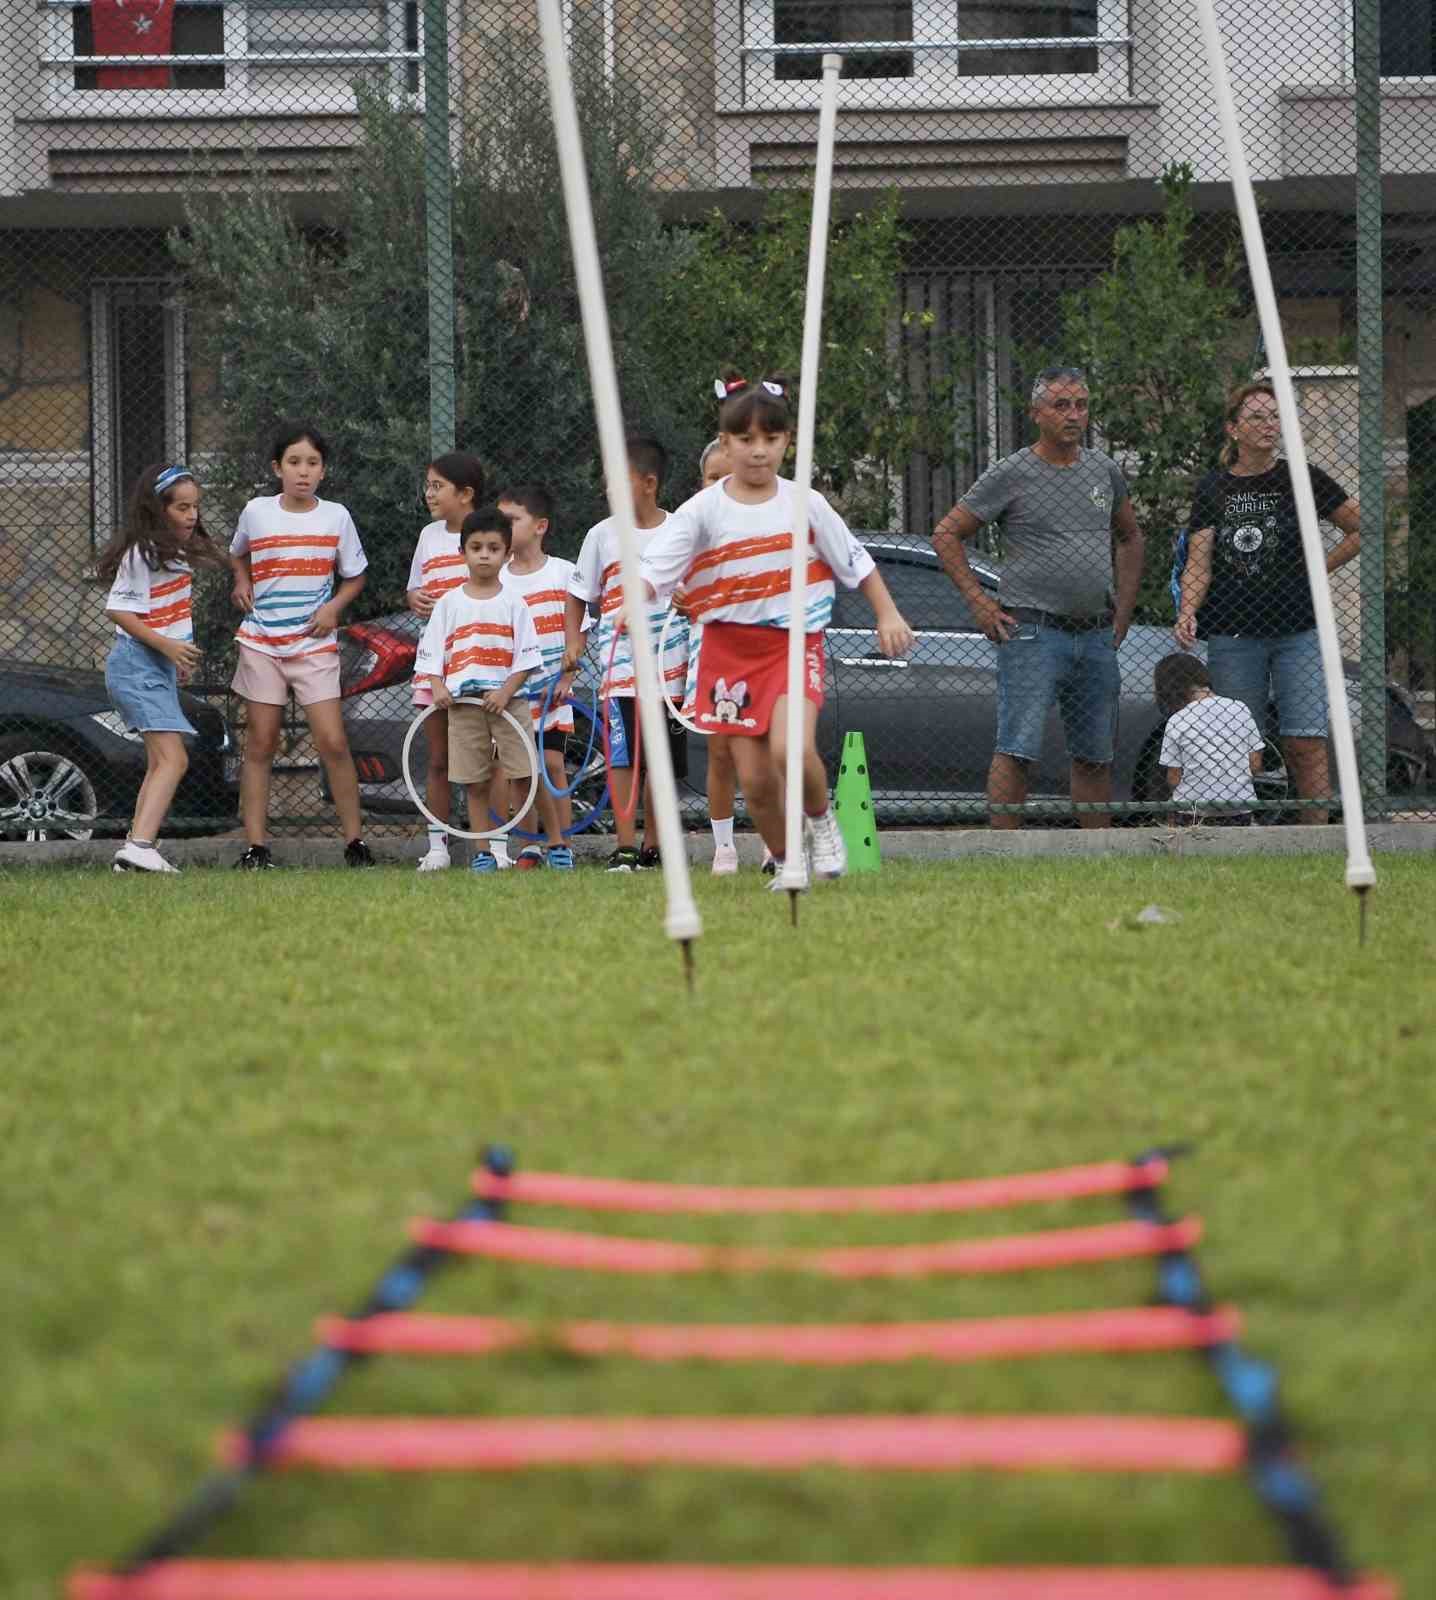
[409,1216,1202,1277]
[220,1414,1248,1474]
[319,1304,1242,1364]
[470,1157,1170,1215]
[69,1563,1399,1599]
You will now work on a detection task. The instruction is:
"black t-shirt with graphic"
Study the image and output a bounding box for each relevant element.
[1189,462,1349,638]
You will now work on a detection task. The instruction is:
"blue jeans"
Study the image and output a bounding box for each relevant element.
[1207,630,1327,739]
[995,621,1120,765]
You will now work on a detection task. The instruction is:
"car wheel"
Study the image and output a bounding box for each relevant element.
[1386,748,1426,798]
[0,734,103,842]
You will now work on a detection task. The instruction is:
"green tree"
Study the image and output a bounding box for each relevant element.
[658,190,969,529]
[1054,163,1251,617]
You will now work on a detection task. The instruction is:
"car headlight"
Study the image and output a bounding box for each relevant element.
[89,710,143,743]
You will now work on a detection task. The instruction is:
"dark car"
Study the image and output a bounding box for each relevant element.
[0,658,239,842]
[335,541,1432,829]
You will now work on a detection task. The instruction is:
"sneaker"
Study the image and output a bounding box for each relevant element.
[344,838,377,868]
[806,808,847,880]
[546,845,576,871]
[606,846,641,873]
[514,846,546,872]
[416,847,451,873]
[113,840,179,875]
[234,844,273,871]
[711,842,739,876]
[760,848,777,876]
[768,861,809,892]
[636,844,661,870]
[469,851,499,874]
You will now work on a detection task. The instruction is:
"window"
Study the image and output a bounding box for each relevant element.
[45,1,422,115]
[832,554,980,630]
[1376,0,1435,75]
[89,281,188,548]
[731,0,1129,109]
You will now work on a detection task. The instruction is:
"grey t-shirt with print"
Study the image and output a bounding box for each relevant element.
[959,446,1129,618]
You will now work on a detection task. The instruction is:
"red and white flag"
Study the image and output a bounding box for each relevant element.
[91,0,178,90]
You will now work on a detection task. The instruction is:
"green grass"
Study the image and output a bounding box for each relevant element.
[1,855,1432,1597]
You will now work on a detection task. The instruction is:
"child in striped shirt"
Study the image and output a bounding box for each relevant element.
[406,451,486,872]
[415,504,543,875]
[99,463,228,874]
[640,376,913,884]
[562,432,692,874]
[228,420,373,870]
[498,483,577,871]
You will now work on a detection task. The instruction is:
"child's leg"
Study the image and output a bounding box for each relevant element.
[486,769,511,862]
[544,744,572,839]
[769,695,829,816]
[425,707,450,822]
[726,736,784,856]
[130,731,189,841]
[466,783,494,857]
[239,700,284,846]
[708,735,737,832]
[302,697,363,841]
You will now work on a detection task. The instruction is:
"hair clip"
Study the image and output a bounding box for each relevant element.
[714,377,748,399]
[761,380,785,397]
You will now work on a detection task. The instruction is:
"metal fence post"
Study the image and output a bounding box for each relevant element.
[1354,0,1386,811]
[424,0,457,457]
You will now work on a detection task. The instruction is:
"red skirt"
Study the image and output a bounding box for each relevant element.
[693,622,825,739]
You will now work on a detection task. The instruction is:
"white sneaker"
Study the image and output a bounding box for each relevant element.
[711,842,739,876]
[416,847,451,872]
[806,807,847,880]
[768,861,809,892]
[113,841,179,875]
[493,851,513,871]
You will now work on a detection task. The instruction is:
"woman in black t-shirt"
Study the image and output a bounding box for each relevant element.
[1174,381,1361,822]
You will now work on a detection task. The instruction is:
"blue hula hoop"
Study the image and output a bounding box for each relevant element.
[487,687,611,840]
[536,672,604,799]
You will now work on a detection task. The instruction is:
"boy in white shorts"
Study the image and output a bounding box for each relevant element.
[228,420,373,869]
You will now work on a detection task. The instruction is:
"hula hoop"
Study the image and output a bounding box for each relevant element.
[401,698,540,842]
[486,695,611,840]
[599,618,642,825]
[659,605,706,738]
[537,672,604,799]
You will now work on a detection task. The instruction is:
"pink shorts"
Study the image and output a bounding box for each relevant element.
[232,643,341,707]
[413,681,435,708]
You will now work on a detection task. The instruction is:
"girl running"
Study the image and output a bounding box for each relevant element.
[406,451,486,870]
[641,376,913,884]
[100,463,228,874]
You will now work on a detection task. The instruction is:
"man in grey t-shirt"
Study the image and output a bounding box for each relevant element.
[931,367,1145,829]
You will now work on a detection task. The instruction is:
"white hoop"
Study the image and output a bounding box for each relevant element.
[659,607,707,738]
[401,698,540,841]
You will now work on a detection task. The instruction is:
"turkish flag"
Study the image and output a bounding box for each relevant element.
[91,0,178,90]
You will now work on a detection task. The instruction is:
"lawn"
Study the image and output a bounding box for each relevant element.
[1,854,1432,1599]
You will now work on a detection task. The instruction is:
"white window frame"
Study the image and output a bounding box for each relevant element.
[721,0,1130,112]
[40,0,422,118]
[89,279,188,548]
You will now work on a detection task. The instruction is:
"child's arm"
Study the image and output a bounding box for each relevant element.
[638,502,702,602]
[1174,528,1213,648]
[107,609,201,677]
[1248,751,1263,776]
[308,571,366,638]
[481,667,530,715]
[856,568,915,659]
[1166,765,1183,791]
[428,674,452,709]
[408,582,438,619]
[562,593,589,673]
[230,551,254,613]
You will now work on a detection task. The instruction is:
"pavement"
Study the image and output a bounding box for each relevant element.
[4,822,1434,871]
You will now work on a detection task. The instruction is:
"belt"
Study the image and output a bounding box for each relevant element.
[1008,606,1113,634]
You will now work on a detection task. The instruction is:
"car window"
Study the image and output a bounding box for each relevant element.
[831,556,983,632]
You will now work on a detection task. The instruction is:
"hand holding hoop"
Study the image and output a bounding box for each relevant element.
[401,698,540,841]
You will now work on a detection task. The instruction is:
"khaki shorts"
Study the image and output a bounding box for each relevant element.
[448,700,535,786]
[232,643,342,707]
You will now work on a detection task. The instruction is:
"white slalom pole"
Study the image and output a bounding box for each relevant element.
[1193,0,1376,908]
[781,52,843,915]
[534,0,703,975]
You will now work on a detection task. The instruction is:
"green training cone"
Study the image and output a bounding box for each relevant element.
[832,731,881,873]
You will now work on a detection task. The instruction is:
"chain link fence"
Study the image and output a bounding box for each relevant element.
[1,0,1433,848]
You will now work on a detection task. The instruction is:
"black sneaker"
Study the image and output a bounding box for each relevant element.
[605,846,641,873]
[344,838,377,868]
[234,844,273,871]
[636,845,661,870]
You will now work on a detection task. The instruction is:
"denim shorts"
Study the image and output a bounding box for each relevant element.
[1206,630,1327,739]
[105,633,196,736]
[995,621,1120,766]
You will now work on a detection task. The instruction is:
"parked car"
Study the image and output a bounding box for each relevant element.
[335,541,1432,829]
[0,657,239,842]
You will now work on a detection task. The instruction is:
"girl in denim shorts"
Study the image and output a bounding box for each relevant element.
[99,464,228,873]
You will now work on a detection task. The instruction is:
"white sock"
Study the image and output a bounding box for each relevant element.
[426,825,448,854]
[711,816,735,849]
[491,838,510,866]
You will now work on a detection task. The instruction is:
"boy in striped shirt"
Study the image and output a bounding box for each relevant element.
[415,504,543,875]
[498,484,577,870]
